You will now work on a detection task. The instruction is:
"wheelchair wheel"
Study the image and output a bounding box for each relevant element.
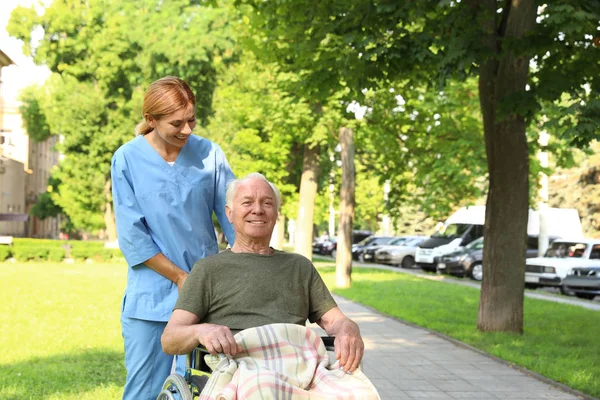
[156,389,176,400]
[158,373,193,400]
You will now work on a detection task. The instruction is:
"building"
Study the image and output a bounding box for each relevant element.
[0,48,60,238]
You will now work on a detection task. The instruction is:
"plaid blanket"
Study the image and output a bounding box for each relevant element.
[199,323,380,400]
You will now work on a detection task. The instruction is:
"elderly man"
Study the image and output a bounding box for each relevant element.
[161,172,364,373]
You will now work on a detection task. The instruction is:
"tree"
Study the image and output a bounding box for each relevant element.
[237,0,600,332]
[9,0,238,238]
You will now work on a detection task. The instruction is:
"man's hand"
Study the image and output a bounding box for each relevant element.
[333,319,364,373]
[197,324,243,356]
[317,307,365,373]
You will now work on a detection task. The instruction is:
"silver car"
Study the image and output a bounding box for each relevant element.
[374,236,427,268]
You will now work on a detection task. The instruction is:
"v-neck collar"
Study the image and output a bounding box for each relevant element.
[138,134,189,167]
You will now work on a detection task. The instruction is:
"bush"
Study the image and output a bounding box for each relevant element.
[13,245,49,262]
[47,248,66,262]
[13,238,67,248]
[70,241,110,261]
[0,246,11,261]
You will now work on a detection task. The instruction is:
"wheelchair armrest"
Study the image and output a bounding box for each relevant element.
[321,336,335,351]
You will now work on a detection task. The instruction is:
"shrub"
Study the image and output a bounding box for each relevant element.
[0,246,11,261]
[13,245,49,262]
[13,238,67,248]
[69,241,108,261]
[47,248,66,262]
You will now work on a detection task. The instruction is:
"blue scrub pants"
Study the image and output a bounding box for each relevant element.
[121,316,186,400]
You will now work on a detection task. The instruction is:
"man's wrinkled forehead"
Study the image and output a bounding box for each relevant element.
[235,178,275,201]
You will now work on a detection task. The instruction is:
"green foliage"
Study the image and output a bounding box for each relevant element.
[47,248,66,262]
[12,246,49,262]
[238,0,600,219]
[356,78,487,219]
[8,0,239,234]
[13,238,67,248]
[18,85,52,143]
[70,241,118,262]
[29,175,64,220]
[0,246,11,261]
[4,239,120,263]
[11,239,65,262]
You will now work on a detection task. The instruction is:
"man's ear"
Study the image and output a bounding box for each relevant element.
[226,205,233,223]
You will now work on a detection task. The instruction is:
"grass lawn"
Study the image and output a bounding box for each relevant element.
[315,262,600,399]
[0,262,126,400]
[1,260,598,399]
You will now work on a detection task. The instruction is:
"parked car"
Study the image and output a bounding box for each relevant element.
[312,230,373,257]
[525,239,600,293]
[437,237,485,280]
[562,266,600,300]
[438,235,559,281]
[362,236,408,262]
[312,237,337,256]
[373,236,428,268]
[352,236,397,261]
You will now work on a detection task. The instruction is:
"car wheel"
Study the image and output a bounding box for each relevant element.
[525,283,538,290]
[331,249,337,258]
[358,254,365,262]
[574,293,596,300]
[469,263,483,281]
[401,256,415,269]
[560,285,573,296]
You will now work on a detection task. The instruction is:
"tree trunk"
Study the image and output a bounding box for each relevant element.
[270,214,285,250]
[336,127,355,288]
[294,144,320,259]
[477,0,537,333]
[103,178,117,243]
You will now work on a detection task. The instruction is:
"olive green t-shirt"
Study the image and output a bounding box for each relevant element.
[175,249,337,331]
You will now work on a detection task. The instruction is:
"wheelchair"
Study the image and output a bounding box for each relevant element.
[156,335,335,400]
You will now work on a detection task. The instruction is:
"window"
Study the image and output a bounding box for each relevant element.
[590,245,600,260]
[432,223,472,239]
[544,242,587,258]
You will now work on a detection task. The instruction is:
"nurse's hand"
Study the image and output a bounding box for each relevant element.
[176,273,188,292]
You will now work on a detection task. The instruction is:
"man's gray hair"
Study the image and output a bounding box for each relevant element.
[226,172,282,210]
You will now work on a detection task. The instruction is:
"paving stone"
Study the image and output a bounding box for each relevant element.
[307,295,589,400]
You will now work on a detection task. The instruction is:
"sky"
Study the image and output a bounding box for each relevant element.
[1,0,51,104]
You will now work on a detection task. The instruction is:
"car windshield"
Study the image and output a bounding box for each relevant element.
[466,237,484,250]
[388,237,408,246]
[356,237,376,246]
[544,242,587,258]
[370,237,396,246]
[404,237,425,247]
[431,223,471,239]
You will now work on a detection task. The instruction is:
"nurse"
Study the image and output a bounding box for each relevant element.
[111,76,235,400]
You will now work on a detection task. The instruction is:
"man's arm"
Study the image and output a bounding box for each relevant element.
[161,309,242,356]
[316,306,364,373]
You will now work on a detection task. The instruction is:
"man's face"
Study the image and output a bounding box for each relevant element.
[226,177,278,244]
[148,103,196,149]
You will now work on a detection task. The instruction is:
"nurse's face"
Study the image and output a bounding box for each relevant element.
[148,103,196,148]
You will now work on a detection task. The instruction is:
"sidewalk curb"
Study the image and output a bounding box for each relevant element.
[339,295,599,400]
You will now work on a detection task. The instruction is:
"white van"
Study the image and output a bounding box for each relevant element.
[415,206,583,272]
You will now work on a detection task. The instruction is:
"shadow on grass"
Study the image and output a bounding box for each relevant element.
[0,348,125,399]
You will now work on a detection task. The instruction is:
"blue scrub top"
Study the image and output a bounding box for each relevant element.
[111,134,235,322]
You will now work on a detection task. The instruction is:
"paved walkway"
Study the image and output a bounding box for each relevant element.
[313,295,594,400]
